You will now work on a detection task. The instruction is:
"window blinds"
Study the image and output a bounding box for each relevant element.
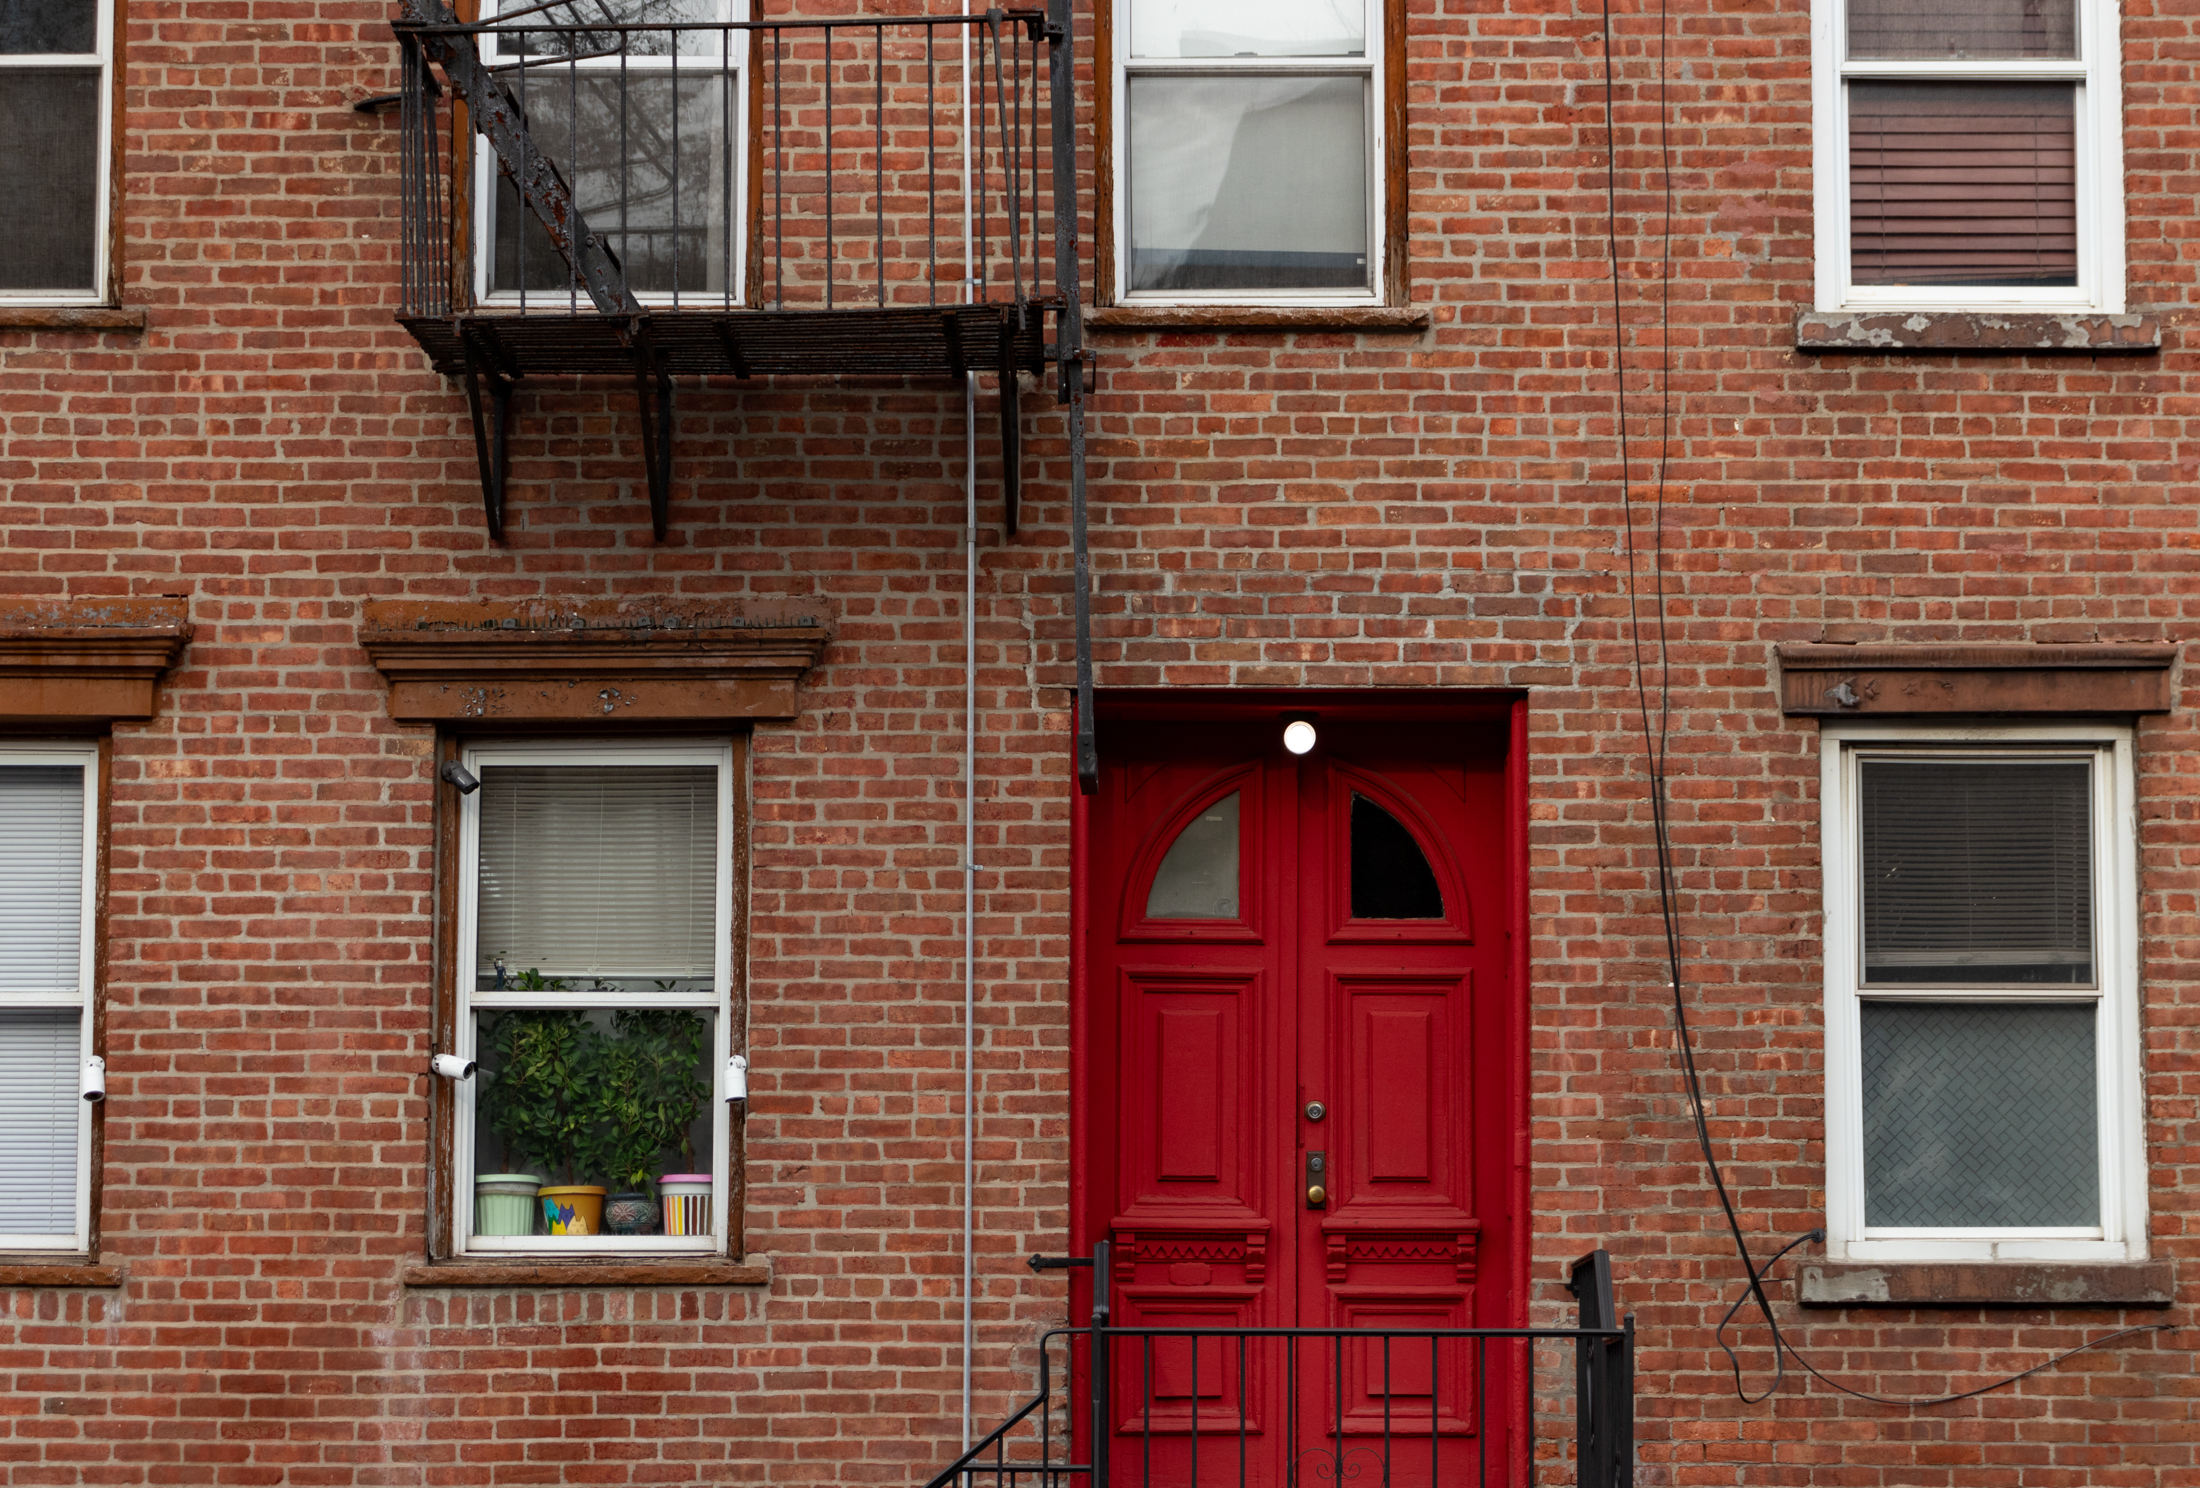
[475,764,719,982]
[0,1009,82,1237]
[1860,758,2094,984]
[0,765,86,997]
[1848,82,2078,289]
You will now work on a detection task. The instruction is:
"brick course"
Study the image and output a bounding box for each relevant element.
[1,0,2196,1483]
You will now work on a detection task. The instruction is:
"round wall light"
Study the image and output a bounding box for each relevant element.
[1282,717,1318,755]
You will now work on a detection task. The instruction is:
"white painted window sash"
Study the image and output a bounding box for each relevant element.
[0,744,99,1253]
[453,739,735,1257]
[471,0,751,309]
[1810,0,2124,314]
[1820,722,2146,1264]
[0,1,116,307]
[1111,0,1384,307]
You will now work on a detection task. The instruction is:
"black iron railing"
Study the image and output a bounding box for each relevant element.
[929,1244,1636,1488]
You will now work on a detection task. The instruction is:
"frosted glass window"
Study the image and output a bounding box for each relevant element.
[1349,795,1442,919]
[1147,793,1241,919]
[0,1010,81,1236]
[1131,0,1365,57]
[476,765,719,986]
[1861,1001,2098,1227]
[1860,759,2093,984]
[1127,76,1368,295]
[0,765,86,995]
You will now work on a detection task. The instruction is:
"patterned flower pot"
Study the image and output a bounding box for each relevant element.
[474,1174,541,1236]
[603,1191,660,1236]
[658,1174,712,1236]
[538,1185,607,1235]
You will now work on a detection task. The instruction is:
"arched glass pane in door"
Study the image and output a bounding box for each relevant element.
[1350,793,1444,918]
[1145,792,1241,918]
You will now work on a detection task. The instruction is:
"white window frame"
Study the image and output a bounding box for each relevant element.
[471,0,751,309]
[1110,0,1385,307]
[1810,0,2125,314]
[0,0,116,307]
[1820,721,2146,1264]
[453,739,735,1256]
[0,743,99,1253]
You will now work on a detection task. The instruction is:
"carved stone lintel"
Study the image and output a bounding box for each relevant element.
[0,597,192,725]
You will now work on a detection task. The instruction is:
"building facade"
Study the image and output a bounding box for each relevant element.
[0,0,2193,1483]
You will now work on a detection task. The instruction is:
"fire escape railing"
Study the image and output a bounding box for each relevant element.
[927,1243,1637,1488]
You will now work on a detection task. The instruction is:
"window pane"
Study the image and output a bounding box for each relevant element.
[1847,0,2076,60]
[1349,795,1443,919]
[0,1009,81,1236]
[476,764,719,985]
[1860,757,2092,984]
[1146,792,1240,919]
[1131,0,1365,57]
[1849,82,2076,289]
[1128,75,1368,294]
[0,0,96,54]
[1861,1001,2097,1227]
[505,0,727,59]
[0,70,101,294]
[0,765,85,995]
[473,1006,717,1226]
[490,72,734,297]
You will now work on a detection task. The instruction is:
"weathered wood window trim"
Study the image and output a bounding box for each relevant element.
[362,602,822,1282]
[1778,642,2178,718]
[0,598,190,1284]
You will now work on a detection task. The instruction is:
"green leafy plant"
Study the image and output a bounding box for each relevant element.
[590,1009,711,1192]
[477,1007,603,1183]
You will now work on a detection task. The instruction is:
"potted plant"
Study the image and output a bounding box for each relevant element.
[591,1009,712,1236]
[477,999,608,1235]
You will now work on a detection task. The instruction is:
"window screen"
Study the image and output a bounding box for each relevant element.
[1859,757,2093,985]
[1846,0,2077,59]
[475,764,720,986]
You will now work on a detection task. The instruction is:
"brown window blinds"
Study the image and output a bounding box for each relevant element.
[1849,82,2077,289]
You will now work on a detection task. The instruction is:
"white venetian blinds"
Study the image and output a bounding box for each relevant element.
[0,764,87,995]
[475,764,720,982]
[0,760,89,1242]
[0,1010,82,1235]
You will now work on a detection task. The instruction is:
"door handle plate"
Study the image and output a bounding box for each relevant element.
[1306,1150,1327,1208]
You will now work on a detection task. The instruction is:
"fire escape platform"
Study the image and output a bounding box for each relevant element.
[400,303,1052,382]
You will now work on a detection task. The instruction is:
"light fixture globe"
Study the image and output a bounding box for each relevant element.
[1283,718,1318,755]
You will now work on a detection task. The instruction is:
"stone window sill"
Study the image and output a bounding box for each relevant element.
[0,306,147,332]
[0,1262,125,1287]
[1088,304,1431,333]
[402,1257,771,1288]
[1794,309,2160,354]
[1798,1260,2172,1308]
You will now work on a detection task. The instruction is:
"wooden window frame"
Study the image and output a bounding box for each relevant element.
[0,0,126,310]
[1811,0,2126,315]
[1819,721,2147,1265]
[1093,0,1409,313]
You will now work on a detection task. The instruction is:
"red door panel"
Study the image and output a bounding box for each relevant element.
[1083,706,1521,1487]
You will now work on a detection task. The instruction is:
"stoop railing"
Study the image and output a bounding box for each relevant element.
[927,1243,1635,1488]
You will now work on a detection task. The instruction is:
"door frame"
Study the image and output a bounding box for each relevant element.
[1069,691,1533,1469]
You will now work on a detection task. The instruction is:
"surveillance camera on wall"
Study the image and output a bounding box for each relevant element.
[430,1053,478,1080]
[440,761,481,794]
[81,1056,106,1103]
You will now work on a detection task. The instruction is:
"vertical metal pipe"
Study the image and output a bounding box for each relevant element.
[962,364,979,1451]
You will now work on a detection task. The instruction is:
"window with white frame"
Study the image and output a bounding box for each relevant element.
[1811,0,2124,313]
[0,746,99,1253]
[0,0,115,303]
[454,741,734,1254]
[475,0,748,305]
[1114,0,1381,304]
[1820,725,2146,1262]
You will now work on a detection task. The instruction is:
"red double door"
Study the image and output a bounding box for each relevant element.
[1080,705,1523,1486]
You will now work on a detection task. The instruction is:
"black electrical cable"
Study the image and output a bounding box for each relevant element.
[1594,0,2171,1409]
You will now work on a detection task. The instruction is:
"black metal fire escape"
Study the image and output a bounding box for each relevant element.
[385,0,1096,788]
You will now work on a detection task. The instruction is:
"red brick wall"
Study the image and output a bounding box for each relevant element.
[1,0,2195,1483]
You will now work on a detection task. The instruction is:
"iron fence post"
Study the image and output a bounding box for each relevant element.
[1091,1240,1109,1488]
[1568,1249,1619,1488]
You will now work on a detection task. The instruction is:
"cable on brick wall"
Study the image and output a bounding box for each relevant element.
[1593,0,2170,1409]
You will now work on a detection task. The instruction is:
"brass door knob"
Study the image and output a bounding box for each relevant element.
[1306,1184,1327,1206]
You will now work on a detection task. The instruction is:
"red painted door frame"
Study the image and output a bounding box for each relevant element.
[1069,691,1531,1484]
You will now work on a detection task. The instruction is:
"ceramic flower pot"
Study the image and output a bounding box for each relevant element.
[603,1191,660,1235]
[658,1174,712,1236]
[474,1174,542,1236]
[538,1185,607,1235]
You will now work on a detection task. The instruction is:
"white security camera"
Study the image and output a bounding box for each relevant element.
[81,1056,106,1103]
[440,761,481,794]
[430,1053,478,1080]
[727,1053,749,1101]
